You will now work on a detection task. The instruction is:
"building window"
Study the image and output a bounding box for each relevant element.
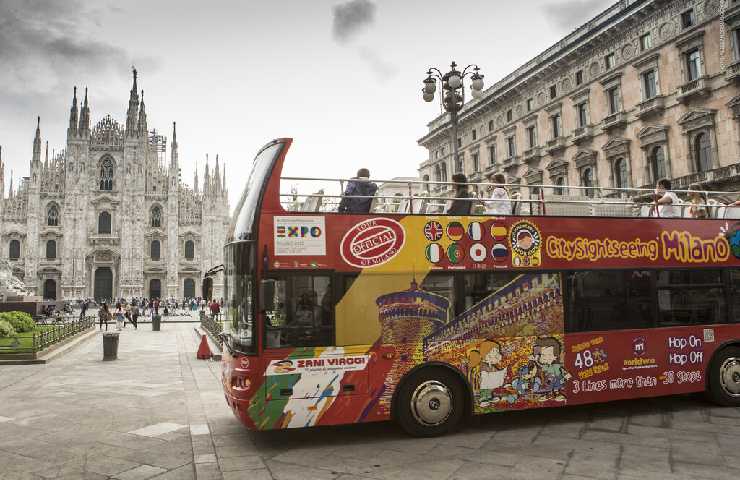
[614,158,628,189]
[527,98,533,111]
[488,144,496,166]
[9,240,20,260]
[472,153,480,172]
[506,109,513,122]
[455,156,463,173]
[581,168,595,197]
[686,48,702,81]
[440,162,448,182]
[488,120,494,132]
[605,53,616,70]
[606,86,621,114]
[576,102,588,128]
[681,9,695,29]
[526,126,537,148]
[554,176,565,196]
[99,157,114,191]
[734,29,740,61]
[457,137,462,148]
[151,240,161,261]
[640,32,652,51]
[694,132,712,172]
[150,206,161,228]
[98,211,111,234]
[434,165,441,182]
[47,204,59,226]
[642,69,657,100]
[575,70,584,86]
[550,85,557,99]
[650,146,667,183]
[551,114,562,139]
[185,240,195,260]
[506,136,516,158]
[472,129,477,141]
[46,240,56,259]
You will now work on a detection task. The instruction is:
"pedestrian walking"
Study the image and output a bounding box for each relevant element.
[115,303,124,331]
[80,300,88,320]
[132,303,139,330]
[98,303,111,331]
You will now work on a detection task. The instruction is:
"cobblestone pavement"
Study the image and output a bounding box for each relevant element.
[2,325,740,480]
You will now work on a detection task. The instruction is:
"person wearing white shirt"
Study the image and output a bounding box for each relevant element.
[649,178,680,218]
[483,173,511,215]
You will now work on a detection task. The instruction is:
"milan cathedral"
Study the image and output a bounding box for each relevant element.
[0,69,230,301]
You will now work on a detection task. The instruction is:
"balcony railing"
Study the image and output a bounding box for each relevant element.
[726,62,740,82]
[523,147,542,162]
[603,111,627,130]
[546,137,566,154]
[677,77,708,102]
[637,95,665,118]
[572,125,593,144]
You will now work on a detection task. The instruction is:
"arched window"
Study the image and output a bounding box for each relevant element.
[184,240,194,260]
[150,206,162,228]
[694,132,712,172]
[47,204,59,226]
[46,240,56,259]
[614,158,628,189]
[99,157,114,190]
[650,146,666,183]
[98,211,111,234]
[581,168,594,197]
[151,240,160,261]
[8,240,20,260]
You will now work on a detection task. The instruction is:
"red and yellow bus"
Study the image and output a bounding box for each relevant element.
[221,138,740,436]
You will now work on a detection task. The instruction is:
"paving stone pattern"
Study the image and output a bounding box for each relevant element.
[2,325,740,480]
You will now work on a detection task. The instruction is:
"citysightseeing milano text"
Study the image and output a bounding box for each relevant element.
[546,230,730,264]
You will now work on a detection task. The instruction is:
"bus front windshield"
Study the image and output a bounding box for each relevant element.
[224,241,255,353]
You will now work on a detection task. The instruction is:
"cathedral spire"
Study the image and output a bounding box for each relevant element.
[194,158,199,194]
[222,162,226,192]
[137,90,148,137]
[0,146,4,199]
[9,170,13,198]
[32,116,42,166]
[44,141,49,169]
[68,86,78,138]
[214,154,221,193]
[170,121,178,169]
[79,87,90,134]
[125,67,140,137]
[204,154,210,196]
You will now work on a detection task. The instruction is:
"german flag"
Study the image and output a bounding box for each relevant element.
[447,222,465,241]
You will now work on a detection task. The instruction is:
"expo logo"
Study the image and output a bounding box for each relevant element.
[340,218,405,268]
[276,225,322,238]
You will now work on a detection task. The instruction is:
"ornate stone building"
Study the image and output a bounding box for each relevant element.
[0,70,230,301]
[419,0,740,200]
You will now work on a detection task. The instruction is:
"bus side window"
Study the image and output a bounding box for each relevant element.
[462,272,520,312]
[656,269,725,327]
[419,274,456,318]
[264,274,334,348]
[730,270,740,323]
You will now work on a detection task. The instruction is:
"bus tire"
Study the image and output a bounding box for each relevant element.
[395,367,465,437]
[708,346,740,407]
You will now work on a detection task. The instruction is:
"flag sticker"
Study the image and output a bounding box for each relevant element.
[491,225,507,241]
[492,243,509,261]
[469,243,487,262]
[447,243,465,264]
[468,222,483,241]
[276,226,286,237]
[425,243,442,264]
[424,221,443,241]
[447,222,465,241]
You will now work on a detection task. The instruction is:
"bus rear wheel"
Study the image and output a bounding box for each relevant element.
[395,368,465,437]
[708,347,740,407]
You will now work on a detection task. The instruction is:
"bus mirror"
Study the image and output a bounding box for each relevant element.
[259,279,276,311]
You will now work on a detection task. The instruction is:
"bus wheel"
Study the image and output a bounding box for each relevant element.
[709,347,740,406]
[395,368,465,437]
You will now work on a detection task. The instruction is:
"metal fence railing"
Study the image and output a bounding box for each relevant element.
[200,313,223,345]
[0,316,96,355]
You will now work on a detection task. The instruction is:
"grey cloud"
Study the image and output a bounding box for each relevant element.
[357,46,398,79]
[542,0,614,31]
[332,0,376,43]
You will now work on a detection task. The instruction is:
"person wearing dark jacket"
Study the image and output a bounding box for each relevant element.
[338,168,378,214]
[446,173,474,215]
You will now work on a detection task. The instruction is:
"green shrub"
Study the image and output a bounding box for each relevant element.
[0,320,16,338]
[0,311,35,333]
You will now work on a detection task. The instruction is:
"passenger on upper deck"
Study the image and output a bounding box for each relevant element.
[446,173,474,215]
[687,187,708,219]
[338,168,378,214]
[649,178,680,218]
[483,173,511,215]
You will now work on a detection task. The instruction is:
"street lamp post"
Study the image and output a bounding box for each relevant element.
[422,61,485,183]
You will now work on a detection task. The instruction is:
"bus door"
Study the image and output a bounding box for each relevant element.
[261,273,370,401]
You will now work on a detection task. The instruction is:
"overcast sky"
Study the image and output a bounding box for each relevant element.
[0,0,613,209]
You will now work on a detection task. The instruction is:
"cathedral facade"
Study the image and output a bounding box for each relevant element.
[0,70,230,301]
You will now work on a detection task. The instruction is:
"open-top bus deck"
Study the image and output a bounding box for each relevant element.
[221,139,740,436]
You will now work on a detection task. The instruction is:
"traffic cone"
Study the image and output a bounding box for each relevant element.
[197,334,212,360]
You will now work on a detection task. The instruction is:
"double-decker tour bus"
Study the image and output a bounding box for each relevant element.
[221,138,740,436]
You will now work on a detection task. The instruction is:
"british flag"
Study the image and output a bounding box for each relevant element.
[424,221,443,241]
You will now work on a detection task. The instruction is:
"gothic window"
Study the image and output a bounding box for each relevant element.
[650,146,667,183]
[151,240,161,261]
[98,211,111,234]
[8,240,20,260]
[47,204,59,226]
[581,168,595,197]
[694,132,712,172]
[614,158,628,189]
[150,206,162,228]
[185,240,195,260]
[46,240,56,259]
[99,157,114,190]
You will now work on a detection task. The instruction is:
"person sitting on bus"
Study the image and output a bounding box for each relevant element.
[446,173,474,215]
[338,168,378,214]
[483,173,511,215]
[648,178,680,218]
[687,188,708,219]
